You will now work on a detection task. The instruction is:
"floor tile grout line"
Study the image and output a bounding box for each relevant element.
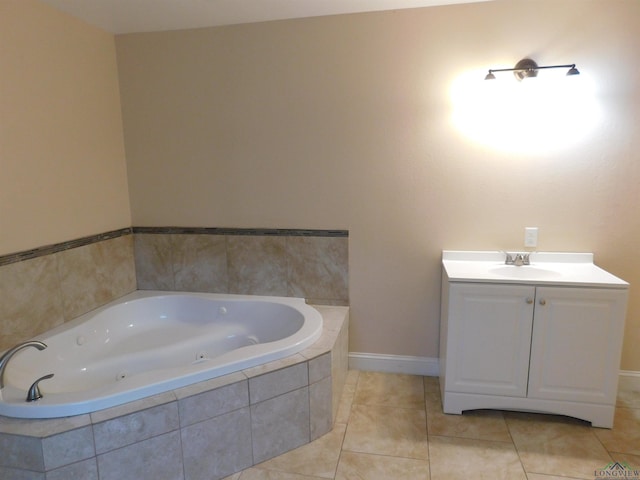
[330,421,349,480]
[424,376,434,480]
[502,411,531,479]
[332,374,357,480]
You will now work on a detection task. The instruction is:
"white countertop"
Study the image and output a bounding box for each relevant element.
[442,251,629,288]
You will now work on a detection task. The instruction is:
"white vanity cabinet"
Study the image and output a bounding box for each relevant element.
[527,286,627,404]
[444,283,535,398]
[439,251,629,428]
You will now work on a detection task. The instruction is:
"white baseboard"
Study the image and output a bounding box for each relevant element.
[348,354,640,384]
[348,352,439,377]
[619,370,640,390]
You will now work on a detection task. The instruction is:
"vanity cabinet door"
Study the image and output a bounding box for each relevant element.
[447,283,536,397]
[527,287,628,404]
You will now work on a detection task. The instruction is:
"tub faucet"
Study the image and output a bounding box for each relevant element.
[27,373,55,402]
[0,341,47,389]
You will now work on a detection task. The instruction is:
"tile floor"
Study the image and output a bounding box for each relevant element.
[225,371,640,480]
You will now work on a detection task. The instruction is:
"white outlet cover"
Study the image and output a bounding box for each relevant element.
[524,227,538,247]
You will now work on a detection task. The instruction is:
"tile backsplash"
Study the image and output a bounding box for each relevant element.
[0,228,348,352]
[0,234,136,352]
[134,230,349,305]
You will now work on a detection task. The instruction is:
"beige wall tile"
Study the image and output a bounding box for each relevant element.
[96,430,184,480]
[42,426,95,470]
[103,235,137,296]
[287,237,348,303]
[309,352,331,384]
[173,234,228,292]
[89,391,176,424]
[331,320,349,422]
[257,423,346,479]
[0,256,64,351]
[173,371,247,400]
[243,354,307,379]
[249,363,308,404]
[0,413,91,438]
[0,433,44,471]
[93,401,179,454]
[310,376,333,440]
[251,388,310,463]
[0,466,44,480]
[181,408,253,480]
[228,236,287,296]
[134,233,174,290]
[178,379,249,427]
[57,236,135,320]
[46,458,98,480]
[132,232,348,304]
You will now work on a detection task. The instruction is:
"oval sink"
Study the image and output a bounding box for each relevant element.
[489,266,562,280]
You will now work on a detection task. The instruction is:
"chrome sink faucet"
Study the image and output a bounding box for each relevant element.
[0,341,47,389]
[504,252,531,266]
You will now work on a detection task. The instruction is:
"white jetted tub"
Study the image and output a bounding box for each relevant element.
[0,291,323,418]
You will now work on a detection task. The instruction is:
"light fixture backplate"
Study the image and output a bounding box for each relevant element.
[514,58,539,81]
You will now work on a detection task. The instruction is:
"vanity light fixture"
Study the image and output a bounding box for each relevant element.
[484,58,580,81]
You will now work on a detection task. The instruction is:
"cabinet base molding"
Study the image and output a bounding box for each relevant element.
[442,391,615,428]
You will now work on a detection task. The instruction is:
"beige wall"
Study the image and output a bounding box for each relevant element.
[116,0,640,370]
[0,0,131,256]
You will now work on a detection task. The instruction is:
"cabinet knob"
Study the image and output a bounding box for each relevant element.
[539,299,546,306]
[526,297,533,304]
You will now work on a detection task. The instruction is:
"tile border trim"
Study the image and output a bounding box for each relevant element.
[0,227,349,267]
[132,227,349,237]
[0,228,132,267]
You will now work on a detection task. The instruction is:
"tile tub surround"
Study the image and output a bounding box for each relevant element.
[0,305,349,480]
[0,226,348,352]
[133,229,349,306]
[0,234,136,352]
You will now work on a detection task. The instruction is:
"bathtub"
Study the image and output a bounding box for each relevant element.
[0,291,323,419]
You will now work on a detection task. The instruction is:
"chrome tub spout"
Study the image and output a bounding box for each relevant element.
[0,341,47,389]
